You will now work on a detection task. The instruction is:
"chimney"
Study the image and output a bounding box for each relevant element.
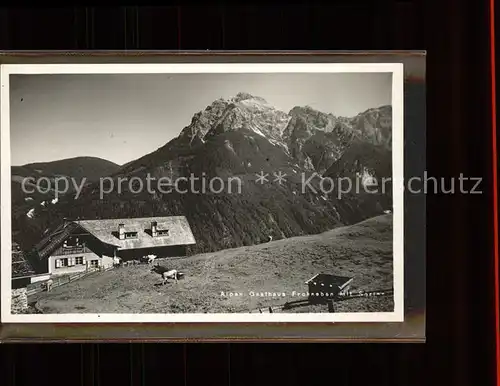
[151,221,158,237]
[118,224,125,240]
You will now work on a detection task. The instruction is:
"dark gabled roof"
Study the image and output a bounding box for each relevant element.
[12,276,31,289]
[34,221,81,259]
[75,216,196,250]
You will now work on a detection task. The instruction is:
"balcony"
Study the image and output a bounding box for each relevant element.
[58,244,91,255]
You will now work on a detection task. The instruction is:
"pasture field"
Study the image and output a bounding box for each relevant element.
[33,214,394,314]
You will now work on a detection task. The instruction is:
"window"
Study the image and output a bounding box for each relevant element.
[125,231,138,239]
[55,258,68,268]
[63,236,83,248]
[152,229,169,237]
[90,260,99,268]
[55,256,85,268]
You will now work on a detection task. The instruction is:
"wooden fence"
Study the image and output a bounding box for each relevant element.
[26,266,114,297]
[249,305,287,314]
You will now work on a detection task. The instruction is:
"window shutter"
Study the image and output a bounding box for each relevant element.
[82,256,86,264]
[55,259,60,268]
[69,257,75,266]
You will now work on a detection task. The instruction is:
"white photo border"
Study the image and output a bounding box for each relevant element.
[0,62,404,324]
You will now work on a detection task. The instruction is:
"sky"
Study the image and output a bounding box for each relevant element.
[9,72,392,166]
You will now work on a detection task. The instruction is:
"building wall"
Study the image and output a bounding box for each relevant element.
[49,251,102,276]
[11,277,31,290]
[30,274,51,283]
[101,255,114,269]
[117,245,188,260]
[307,284,339,303]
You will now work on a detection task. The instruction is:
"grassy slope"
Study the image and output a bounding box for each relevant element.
[34,214,394,314]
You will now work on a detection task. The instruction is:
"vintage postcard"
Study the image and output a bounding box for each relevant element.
[1,62,404,323]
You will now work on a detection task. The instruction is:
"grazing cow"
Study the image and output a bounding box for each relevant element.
[46,279,53,292]
[151,265,180,285]
[146,254,157,265]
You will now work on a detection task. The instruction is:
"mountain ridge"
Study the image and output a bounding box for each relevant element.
[12,156,120,182]
[117,92,391,177]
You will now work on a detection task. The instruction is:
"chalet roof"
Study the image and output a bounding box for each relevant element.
[75,216,196,250]
[34,216,196,259]
[35,222,80,259]
[305,274,353,290]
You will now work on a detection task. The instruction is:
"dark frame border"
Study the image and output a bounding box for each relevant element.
[0,51,426,342]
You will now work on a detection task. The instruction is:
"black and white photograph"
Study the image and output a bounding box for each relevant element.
[1,63,404,323]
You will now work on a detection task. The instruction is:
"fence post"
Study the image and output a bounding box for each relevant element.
[327,299,336,313]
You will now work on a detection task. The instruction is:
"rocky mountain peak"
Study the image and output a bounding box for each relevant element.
[179,92,290,144]
[351,105,392,149]
[230,92,268,104]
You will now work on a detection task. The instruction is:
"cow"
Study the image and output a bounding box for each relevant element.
[45,279,54,292]
[151,265,181,285]
[146,254,157,265]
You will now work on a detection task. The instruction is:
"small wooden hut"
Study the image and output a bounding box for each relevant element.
[305,273,354,304]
